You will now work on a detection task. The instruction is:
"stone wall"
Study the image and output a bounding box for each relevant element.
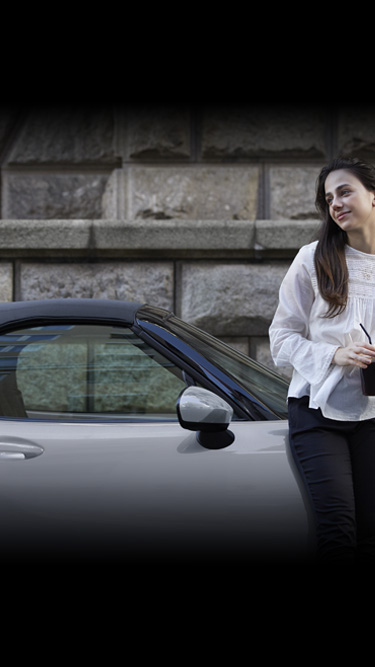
[1,104,374,374]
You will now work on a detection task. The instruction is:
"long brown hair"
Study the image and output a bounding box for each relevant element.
[314,156,375,317]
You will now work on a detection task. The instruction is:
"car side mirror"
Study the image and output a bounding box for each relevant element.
[176,386,235,449]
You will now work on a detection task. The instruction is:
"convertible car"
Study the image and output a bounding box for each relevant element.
[0,299,313,563]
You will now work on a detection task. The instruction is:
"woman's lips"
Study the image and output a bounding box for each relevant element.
[337,211,350,222]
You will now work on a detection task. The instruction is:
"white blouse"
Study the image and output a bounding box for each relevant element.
[269,240,375,421]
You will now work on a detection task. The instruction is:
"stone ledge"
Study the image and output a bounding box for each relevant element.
[255,219,319,249]
[0,219,320,257]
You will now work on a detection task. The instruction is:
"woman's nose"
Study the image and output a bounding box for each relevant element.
[332,195,342,209]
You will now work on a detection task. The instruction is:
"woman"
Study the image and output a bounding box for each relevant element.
[269,156,375,562]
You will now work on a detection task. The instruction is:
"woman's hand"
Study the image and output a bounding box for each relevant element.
[333,343,375,368]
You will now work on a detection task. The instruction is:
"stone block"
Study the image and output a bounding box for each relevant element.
[101,169,124,218]
[179,261,290,336]
[6,107,118,165]
[0,220,91,249]
[19,262,174,309]
[0,263,13,301]
[201,107,327,158]
[255,219,319,250]
[337,107,375,158]
[126,106,191,159]
[3,173,112,219]
[269,166,322,220]
[0,108,21,159]
[93,219,255,251]
[128,166,259,220]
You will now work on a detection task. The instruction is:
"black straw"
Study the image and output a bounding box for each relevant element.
[360,323,372,344]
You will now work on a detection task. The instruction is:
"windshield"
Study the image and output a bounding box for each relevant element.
[166,315,289,419]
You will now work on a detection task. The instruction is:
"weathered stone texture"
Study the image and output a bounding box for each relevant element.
[0,263,13,301]
[3,173,111,219]
[255,219,319,250]
[179,262,290,336]
[201,107,327,158]
[126,107,191,159]
[128,166,259,220]
[19,262,174,309]
[269,166,321,220]
[7,107,118,164]
[338,107,375,158]
[101,169,124,218]
[0,220,91,249]
[0,109,21,160]
[93,219,255,251]
[0,219,315,254]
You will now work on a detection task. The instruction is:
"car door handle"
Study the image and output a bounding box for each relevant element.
[0,439,44,460]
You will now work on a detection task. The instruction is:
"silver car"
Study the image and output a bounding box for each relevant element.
[0,299,312,563]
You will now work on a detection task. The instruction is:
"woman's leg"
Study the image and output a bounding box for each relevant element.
[349,420,375,561]
[288,397,357,562]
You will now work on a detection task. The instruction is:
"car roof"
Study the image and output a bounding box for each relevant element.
[0,299,146,329]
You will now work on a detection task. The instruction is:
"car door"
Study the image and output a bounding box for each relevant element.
[0,320,311,562]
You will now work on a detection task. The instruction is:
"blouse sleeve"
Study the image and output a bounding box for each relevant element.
[269,246,340,386]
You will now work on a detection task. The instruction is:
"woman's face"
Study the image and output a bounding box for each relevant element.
[324,169,375,235]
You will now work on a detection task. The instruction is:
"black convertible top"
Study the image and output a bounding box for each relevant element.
[0,299,146,329]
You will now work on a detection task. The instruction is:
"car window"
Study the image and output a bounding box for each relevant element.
[166,316,289,420]
[0,324,187,421]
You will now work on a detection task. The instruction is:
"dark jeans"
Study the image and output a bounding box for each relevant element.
[288,396,375,562]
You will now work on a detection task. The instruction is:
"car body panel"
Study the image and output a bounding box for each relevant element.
[0,418,311,562]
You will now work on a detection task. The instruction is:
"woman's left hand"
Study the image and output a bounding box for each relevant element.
[333,343,375,368]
